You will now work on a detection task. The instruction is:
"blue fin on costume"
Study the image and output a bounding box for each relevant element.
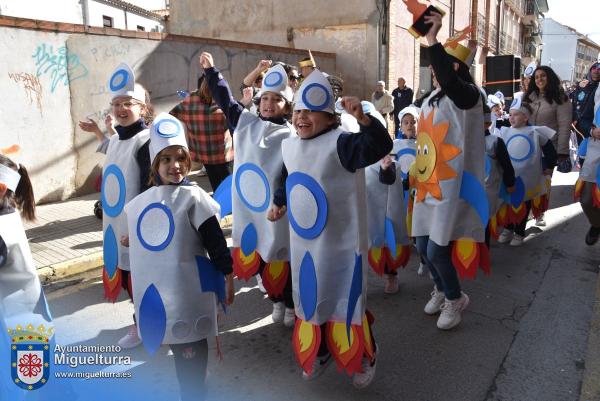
[240,223,258,256]
[595,107,600,128]
[404,190,410,215]
[195,255,226,305]
[596,164,600,188]
[103,224,118,277]
[299,251,317,321]
[384,217,397,257]
[346,254,363,340]
[213,174,233,217]
[485,155,491,179]
[139,284,166,355]
[579,138,589,158]
[511,176,525,207]
[459,171,490,226]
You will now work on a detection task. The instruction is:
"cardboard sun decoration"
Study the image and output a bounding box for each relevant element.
[404,0,446,39]
[443,26,474,65]
[298,50,317,68]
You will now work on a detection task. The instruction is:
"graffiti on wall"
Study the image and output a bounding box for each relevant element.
[32,44,89,93]
[7,72,43,115]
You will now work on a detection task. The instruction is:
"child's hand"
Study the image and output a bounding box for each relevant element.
[104,114,115,136]
[120,235,129,247]
[241,86,254,106]
[341,96,370,126]
[224,273,235,305]
[424,11,444,45]
[543,168,554,176]
[258,59,272,71]
[592,127,600,140]
[0,183,7,199]
[505,185,516,193]
[79,118,101,135]
[267,205,287,221]
[381,155,394,170]
[199,52,214,69]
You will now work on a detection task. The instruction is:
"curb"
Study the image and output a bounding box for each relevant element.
[38,251,104,285]
[581,271,600,401]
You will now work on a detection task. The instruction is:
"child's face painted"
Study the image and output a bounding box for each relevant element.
[259,92,287,119]
[401,114,416,138]
[111,96,144,127]
[157,146,189,184]
[509,109,528,128]
[292,109,336,139]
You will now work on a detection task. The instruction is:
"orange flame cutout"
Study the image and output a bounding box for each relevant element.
[509,203,527,225]
[326,322,364,376]
[0,144,20,155]
[444,26,473,49]
[102,268,122,302]
[593,184,600,208]
[451,239,490,279]
[531,194,549,219]
[385,244,411,271]
[368,247,385,276]
[574,179,584,201]
[362,314,375,362]
[292,319,321,374]
[402,0,428,23]
[496,203,508,227]
[232,247,261,281]
[489,215,500,240]
[261,260,289,297]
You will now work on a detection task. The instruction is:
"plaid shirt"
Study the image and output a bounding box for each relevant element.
[170,91,233,164]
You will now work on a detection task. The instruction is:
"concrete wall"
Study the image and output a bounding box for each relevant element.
[0,16,335,204]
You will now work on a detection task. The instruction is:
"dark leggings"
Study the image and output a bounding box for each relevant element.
[506,201,532,236]
[169,340,209,401]
[204,162,233,192]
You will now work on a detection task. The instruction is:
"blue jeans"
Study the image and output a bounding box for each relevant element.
[415,236,462,300]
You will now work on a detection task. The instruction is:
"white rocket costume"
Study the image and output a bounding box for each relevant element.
[102,63,149,300]
[485,133,505,217]
[231,64,293,276]
[124,114,223,354]
[574,88,600,206]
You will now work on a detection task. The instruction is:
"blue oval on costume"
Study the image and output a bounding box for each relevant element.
[301,83,331,111]
[155,119,181,138]
[240,223,258,256]
[595,106,600,128]
[137,203,175,251]
[346,254,363,338]
[506,134,534,162]
[103,224,118,278]
[299,251,317,321]
[485,155,491,178]
[139,284,167,355]
[384,217,397,257]
[459,171,490,226]
[101,164,126,218]
[596,164,600,188]
[235,163,270,213]
[264,71,283,88]
[580,138,589,158]
[286,172,328,240]
[109,69,129,92]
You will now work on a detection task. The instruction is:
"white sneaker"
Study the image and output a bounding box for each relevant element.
[417,262,427,276]
[510,234,524,246]
[497,228,513,244]
[118,325,142,349]
[424,287,445,315]
[302,353,332,380]
[256,274,267,294]
[352,346,377,389]
[283,308,295,327]
[272,302,285,323]
[535,215,546,226]
[437,292,470,330]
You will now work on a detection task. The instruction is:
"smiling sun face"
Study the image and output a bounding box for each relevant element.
[414,110,461,202]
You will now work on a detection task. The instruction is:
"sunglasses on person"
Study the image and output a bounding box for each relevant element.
[288,75,299,81]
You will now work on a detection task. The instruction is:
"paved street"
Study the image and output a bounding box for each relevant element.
[42,171,600,401]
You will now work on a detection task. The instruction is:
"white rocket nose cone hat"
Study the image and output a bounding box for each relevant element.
[294,68,335,114]
[523,62,537,78]
[108,62,146,102]
[149,113,188,163]
[257,64,293,102]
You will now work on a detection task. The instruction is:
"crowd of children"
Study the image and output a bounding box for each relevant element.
[3,9,594,400]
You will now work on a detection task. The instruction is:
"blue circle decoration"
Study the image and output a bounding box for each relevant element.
[155,119,181,138]
[101,164,126,218]
[524,66,534,77]
[137,203,175,251]
[506,134,534,162]
[109,69,129,92]
[361,102,374,114]
[301,83,330,111]
[264,71,283,88]
[103,224,119,277]
[396,147,417,180]
[235,163,270,212]
[286,172,328,240]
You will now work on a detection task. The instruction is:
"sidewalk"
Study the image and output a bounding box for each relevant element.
[26,172,215,286]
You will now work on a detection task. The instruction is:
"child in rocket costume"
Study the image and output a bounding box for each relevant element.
[496,97,557,246]
[366,107,416,294]
[483,104,516,246]
[574,88,600,245]
[200,52,296,326]
[123,113,234,401]
[101,63,151,349]
[0,150,54,397]
[268,70,392,387]
[409,14,489,331]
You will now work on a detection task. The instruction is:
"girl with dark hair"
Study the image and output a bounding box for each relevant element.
[0,154,35,221]
[523,65,572,226]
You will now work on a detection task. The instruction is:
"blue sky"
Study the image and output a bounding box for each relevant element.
[546,0,600,45]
